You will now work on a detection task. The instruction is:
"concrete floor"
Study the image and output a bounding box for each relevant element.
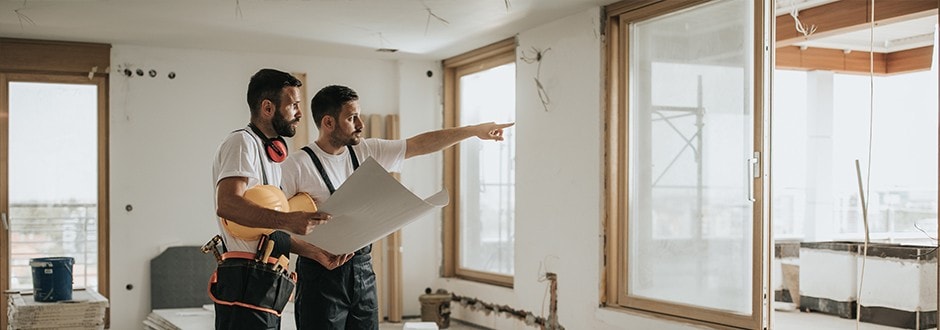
[380,318,485,330]
[380,309,938,329]
[775,310,930,330]
[381,312,937,330]
[774,303,937,330]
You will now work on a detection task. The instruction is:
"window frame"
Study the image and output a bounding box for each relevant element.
[0,38,111,329]
[442,38,516,287]
[602,1,771,328]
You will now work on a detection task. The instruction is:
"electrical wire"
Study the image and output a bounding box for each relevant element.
[854,0,876,328]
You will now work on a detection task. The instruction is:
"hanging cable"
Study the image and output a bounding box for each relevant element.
[855,1,876,329]
[790,9,817,37]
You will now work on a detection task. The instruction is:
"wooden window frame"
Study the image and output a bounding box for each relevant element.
[442,38,516,287]
[0,38,111,329]
[602,1,771,329]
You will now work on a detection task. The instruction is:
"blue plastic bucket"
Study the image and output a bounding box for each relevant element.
[29,257,74,302]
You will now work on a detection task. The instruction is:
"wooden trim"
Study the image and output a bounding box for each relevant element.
[604,0,767,328]
[605,0,662,18]
[776,46,933,76]
[95,74,111,328]
[604,305,747,330]
[0,38,110,75]
[611,2,628,310]
[776,46,898,75]
[775,0,938,47]
[0,73,9,330]
[0,72,110,327]
[753,1,770,329]
[885,46,935,74]
[386,114,403,323]
[442,66,457,278]
[442,38,515,69]
[622,296,756,329]
[602,10,622,307]
[453,269,513,288]
[442,40,516,287]
[368,115,386,320]
[610,0,708,23]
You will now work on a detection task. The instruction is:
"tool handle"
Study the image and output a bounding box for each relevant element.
[260,240,275,264]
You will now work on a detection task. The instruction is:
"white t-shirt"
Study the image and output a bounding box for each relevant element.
[211,125,282,253]
[280,139,406,204]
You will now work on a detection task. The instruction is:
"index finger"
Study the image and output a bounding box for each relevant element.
[493,122,514,129]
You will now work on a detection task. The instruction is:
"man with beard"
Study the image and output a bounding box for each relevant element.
[210,69,332,330]
[280,84,513,329]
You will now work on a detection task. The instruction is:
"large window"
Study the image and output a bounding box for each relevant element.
[0,39,110,328]
[7,81,101,291]
[773,69,939,243]
[604,1,769,328]
[443,39,516,286]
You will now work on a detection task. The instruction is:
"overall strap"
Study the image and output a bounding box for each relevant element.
[347,144,360,170]
[301,145,360,195]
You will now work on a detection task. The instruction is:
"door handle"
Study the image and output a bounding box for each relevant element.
[747,152,760,202]
[2,212,8,230]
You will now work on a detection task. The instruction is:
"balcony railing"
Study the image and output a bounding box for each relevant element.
[7,203,98,292]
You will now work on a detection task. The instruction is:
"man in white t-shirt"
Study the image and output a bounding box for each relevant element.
[209,69,332,330]
[281,85,512,329]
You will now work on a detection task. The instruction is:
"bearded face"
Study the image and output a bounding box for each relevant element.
[271,86,302,137]
[328,101,363,147]
[272,108,297,137]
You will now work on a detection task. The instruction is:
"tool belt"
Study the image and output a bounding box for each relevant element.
[208,251,296,316]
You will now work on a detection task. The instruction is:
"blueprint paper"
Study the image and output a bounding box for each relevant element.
[299,157,449,254]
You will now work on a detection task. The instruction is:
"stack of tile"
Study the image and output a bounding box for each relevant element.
[7,289,108,330]
[143,304,219,330]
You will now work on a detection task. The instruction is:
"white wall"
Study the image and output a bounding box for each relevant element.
[397,60,446,317]
[108,45,399,329]
[108,7,709,330]
[429,8,702,330]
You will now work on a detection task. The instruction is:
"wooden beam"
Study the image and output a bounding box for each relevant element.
[0,38,110,75]
[776,45,934,75]
[776,46,887,74]
[885,46,935,74]
[776,0,938,47]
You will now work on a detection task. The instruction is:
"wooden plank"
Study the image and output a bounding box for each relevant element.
[776,0,938,47]
[385,114,403,323]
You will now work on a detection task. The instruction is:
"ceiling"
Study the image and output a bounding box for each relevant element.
[0,0,618,60]
[775,0,937,53]
[0,1,935,60]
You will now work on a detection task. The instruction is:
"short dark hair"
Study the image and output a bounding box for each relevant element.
[311,85,359,128]
[246,69,302,116]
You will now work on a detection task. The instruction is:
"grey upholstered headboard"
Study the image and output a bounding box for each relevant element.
[150,246,216,309]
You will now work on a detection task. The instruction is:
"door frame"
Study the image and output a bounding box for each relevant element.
[0,72,110,328]
[602,0,772,328]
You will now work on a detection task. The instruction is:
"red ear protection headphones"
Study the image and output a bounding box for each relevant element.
[248,123,288,163]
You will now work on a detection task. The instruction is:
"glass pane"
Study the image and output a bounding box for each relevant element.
[627,0,753,314]
[8,82,99,292]
[831,72,938,242]
[771,70,809,240]
[458,63,516,275]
